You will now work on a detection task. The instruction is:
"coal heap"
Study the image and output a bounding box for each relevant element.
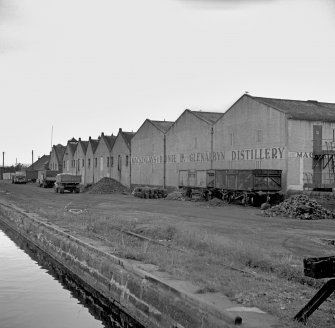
[87,177,130,194]
[263,194,335,220]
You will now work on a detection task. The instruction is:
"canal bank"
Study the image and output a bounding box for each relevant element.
[0,199,282,328]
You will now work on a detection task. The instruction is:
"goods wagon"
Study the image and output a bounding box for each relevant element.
[179,169,283,205]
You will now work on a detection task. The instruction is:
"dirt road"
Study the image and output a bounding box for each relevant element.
[1,181,335,260]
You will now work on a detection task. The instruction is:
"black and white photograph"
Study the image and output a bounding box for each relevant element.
[1,0,335,327]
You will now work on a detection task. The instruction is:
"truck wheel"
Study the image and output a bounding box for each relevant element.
[75,188,80,193]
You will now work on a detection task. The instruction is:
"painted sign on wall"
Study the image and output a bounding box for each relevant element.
[131,151,225,164]
[231,147,285,161]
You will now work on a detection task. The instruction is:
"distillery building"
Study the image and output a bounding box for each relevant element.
[213,94,335,191]
[131,119,174,188]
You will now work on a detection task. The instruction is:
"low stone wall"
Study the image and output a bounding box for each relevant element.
[0,201,236,328]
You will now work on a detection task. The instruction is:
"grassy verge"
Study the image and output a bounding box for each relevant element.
[41,209,335,328]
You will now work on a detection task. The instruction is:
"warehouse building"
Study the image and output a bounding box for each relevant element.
[131,119,173,188]
[93,133,116,183]
[85,137,99,184]
[165,110,224,189]
[73,138,89,184]
[111,129,135,188]
[214,94,335,191]
[63,138,78,175]
[49,144,66,171]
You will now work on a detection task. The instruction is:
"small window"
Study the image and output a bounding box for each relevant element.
[94,158,97,168]
[78,159,80,171]
[100,157,103,171]
[88,158,91,168]
[126,155,129,167]
[107,156,110,167]
[111,156,114,167]
[82,159,84,167]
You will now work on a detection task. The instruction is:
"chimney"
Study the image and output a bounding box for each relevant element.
[101,132,104,137]
[119,128,122,132]
[89,136,91,141]
[79,138,81,141]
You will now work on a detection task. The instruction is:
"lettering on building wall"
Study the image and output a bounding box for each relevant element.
[231,147,285,160]
[131,151,225,164]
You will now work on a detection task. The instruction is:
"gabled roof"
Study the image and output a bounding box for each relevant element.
[250,95,335,122]
[27,155,50,171]
[78,140,89,154]
[65,137,78,156]
[122,131,135,146]
[52,144,66,164]
[190,110,224,124]
[150,120,174,133]
[88,138,99,154]
[118,129,135,149]
[103,134,117,152]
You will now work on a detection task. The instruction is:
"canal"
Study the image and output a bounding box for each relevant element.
[0,222,141,328]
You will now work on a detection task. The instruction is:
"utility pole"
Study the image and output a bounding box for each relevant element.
[32,150,34,170]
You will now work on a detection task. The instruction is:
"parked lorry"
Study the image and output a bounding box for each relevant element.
[37,170,61,188]
[54,173,81,193]
[12,174,27,184]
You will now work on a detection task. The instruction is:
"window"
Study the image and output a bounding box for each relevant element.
[100,157,103,171]
[77,159,80,171]
[82,159,84,167]
[126,155,129,167]
[88,158,91,168]
[94,158,97,168]
[111,156,114,167]
[107,156,110,167]
[257,130,263,144]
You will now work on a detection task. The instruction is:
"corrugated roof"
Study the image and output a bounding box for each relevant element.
[252,96,335,122]
[190,110,224,124]
[150,120,174,133]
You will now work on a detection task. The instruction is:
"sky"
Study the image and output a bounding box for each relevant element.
[0,0,335,165]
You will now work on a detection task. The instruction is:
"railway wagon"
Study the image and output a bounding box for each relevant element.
[179,169,283,205]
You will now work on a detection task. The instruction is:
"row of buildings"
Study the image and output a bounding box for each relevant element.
[47,93,335,192]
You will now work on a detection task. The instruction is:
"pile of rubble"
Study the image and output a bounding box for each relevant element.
[132,186,167,199]
[165,190,185,201]
[263,194,335,220]
[87,178,130,194]
[207,197,227,207]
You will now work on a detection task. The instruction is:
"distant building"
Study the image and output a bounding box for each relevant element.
[85,136,99,185]
[27,154,50,172]
[49,144,66,171]
[73,138,89,184]
[111,129,135,188]
[62,138,78,174]
[93,132,116,183]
